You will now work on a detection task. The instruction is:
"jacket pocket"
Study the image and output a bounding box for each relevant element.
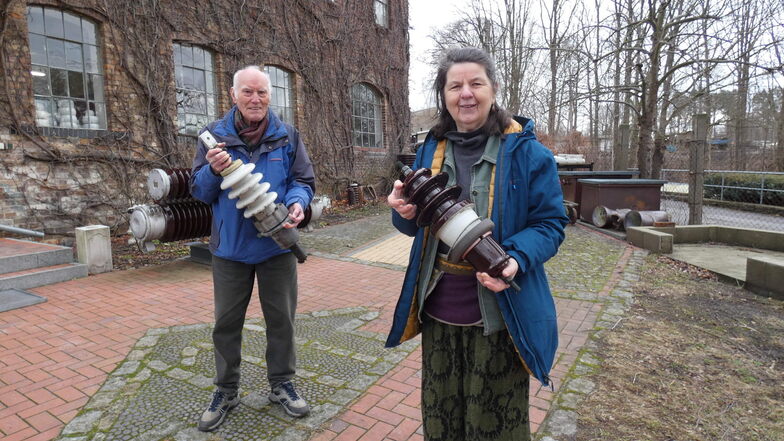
[211,218,223,250]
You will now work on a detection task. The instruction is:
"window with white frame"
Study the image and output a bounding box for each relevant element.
[264,65,295,125]
[173,43,217,136]
[27,6,106,130]
[374,0,388,27]
[351,83,383,148]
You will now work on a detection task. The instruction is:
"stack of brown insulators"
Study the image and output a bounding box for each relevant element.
[147,168,212,242]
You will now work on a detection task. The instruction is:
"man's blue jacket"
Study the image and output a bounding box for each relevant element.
[189,107,315,265]
[385,116,568,386]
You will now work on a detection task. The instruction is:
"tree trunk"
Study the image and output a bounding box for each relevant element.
[777,91,784,172]
[611,7,624,170]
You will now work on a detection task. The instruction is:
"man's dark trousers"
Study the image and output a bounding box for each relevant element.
[211,252,297,393]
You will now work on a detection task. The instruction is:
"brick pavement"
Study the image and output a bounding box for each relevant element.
[0,225,633,440]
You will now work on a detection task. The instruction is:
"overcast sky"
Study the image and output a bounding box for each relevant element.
[408,0,467,111]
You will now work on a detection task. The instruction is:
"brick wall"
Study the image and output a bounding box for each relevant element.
[0,0,410,237]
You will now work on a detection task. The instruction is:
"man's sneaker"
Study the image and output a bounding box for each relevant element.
[198,390,240,432]
[269,381,310,417]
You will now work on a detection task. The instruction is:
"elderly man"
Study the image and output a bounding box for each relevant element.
[190,65,315,431]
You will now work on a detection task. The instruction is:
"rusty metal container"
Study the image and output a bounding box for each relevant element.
[577,178,666,223]
[559,171,638,218]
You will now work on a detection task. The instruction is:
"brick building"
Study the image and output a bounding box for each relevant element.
[0,0,409,236]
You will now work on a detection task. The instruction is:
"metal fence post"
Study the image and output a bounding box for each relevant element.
[688,114,709,225]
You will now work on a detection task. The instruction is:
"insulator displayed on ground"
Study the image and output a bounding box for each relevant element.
[563,201,579,224]
[397,162,520,291]
[347,184,363,206]
[623,210,670,229]
[128,200,212,252]
[592,206,631,229]
[147,168,193,201]
[200,130,307,263]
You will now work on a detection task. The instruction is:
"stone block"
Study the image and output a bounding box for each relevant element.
[745,256,784,300]
[642,229,673,253]
[625,227,645,248]
[673,225,713,244]
[76,225,113,274]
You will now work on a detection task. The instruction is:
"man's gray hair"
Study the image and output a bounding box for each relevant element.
[232,65,272,98]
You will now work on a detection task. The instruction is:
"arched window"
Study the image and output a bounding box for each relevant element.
[351,83,384,148]
[264,65,295,125]
[173,43,217,136]
[27,6,106,130]
[374,0,389,27]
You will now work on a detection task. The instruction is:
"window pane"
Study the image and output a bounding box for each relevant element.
[44,8,64,38]
[55,99,77,127]
[34,98,53,127]
[29,34,47,65]
[89,74,104,101]
[65,41,83,70]
[83,44,99,73]
[207,94,215,117]
[32,66,50,95]
[92,102,106,128]
[82,20,96,45]
[27,6,45,34]
[50,68,68,96]
[46,38,65,68]
[205,70,214,94]
[195,93,207,114]
[82,101,100,128]
[73,100,87,126]
[181,45,193,67]
[193,69,205,90]
[192,47,204,69]
[63,12,81,41]
[68,70,85,98]
[182,67,194,89]
[174,63,182,88]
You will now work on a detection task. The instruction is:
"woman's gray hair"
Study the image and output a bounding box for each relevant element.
[232,65,272,98]
[431,47,511,138]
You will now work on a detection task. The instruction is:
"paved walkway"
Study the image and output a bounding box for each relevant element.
[0,224,637,440]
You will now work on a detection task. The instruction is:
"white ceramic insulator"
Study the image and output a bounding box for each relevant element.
[228,171,262,200]
[245,191,277,218]
[221,163,254,189]
[436,205,482,247]
[237,182,270,209]
[220,163,278,220]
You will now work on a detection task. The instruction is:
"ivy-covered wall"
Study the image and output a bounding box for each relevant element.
[0,0,409,236]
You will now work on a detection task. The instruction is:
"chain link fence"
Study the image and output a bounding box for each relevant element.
[578,147,784,232]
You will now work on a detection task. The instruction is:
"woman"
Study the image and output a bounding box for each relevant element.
[385,47,568,440]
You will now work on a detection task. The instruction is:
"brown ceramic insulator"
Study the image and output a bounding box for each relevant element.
[430,198,471,236]
[405,171,448,208]
[396,163,520,291]
[162,204,176,241]
[401,168,434,198]
[417,185,461,228]
[463,232,511,279]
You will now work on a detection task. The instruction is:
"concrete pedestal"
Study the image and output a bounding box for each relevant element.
[76,225,113,274]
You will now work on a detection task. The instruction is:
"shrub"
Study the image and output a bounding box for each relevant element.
[704,173,784,207]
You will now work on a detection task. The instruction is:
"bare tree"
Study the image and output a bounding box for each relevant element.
[540,0,577,136]
[429,0,545,120]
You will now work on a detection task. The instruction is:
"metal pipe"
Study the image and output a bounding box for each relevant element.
[0,224,45,238]
[624,210,670,229]
[591,206,630,229]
